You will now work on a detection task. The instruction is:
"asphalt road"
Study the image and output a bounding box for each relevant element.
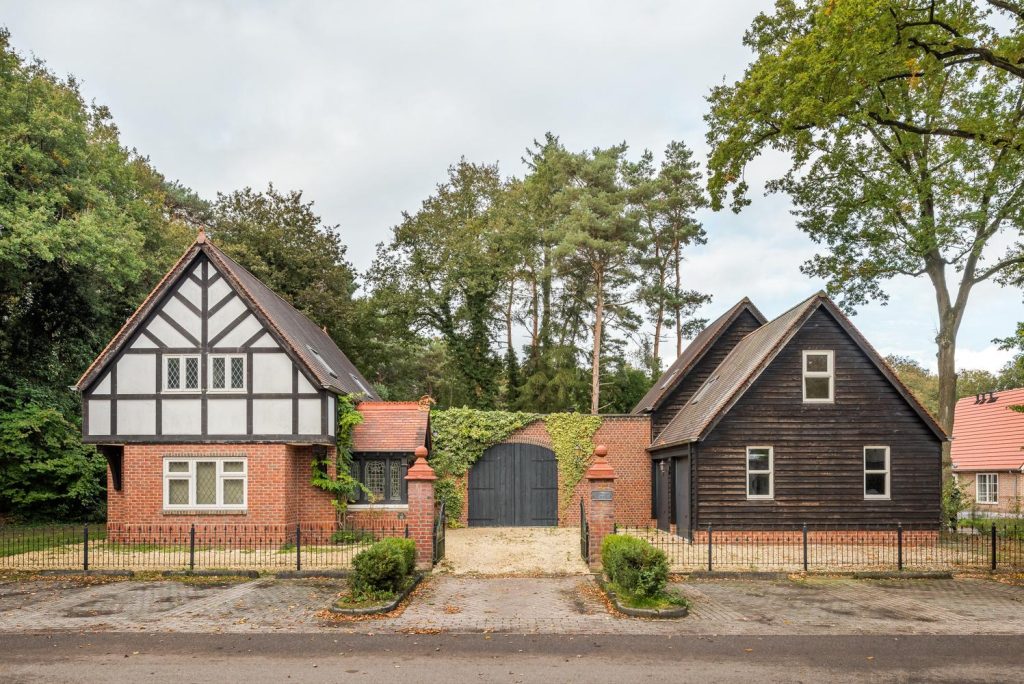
[0,632,1021,683]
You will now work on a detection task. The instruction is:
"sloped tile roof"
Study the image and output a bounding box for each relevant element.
[632,298,767,414]
[76,234,379,400]
[951,388,1024,471]
[351,402,430,452]
[650,292,947,449]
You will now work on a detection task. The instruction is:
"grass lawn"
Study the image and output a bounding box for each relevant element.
[960,518,1024,539]
[0,524,107,558]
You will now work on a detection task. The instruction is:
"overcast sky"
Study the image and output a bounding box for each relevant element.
[3,1,1021,372]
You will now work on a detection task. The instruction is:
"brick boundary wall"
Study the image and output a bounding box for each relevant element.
[455,415,654,528]
[685,529,940,546]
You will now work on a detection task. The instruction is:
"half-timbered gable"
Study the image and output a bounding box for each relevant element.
[76,231,378,445]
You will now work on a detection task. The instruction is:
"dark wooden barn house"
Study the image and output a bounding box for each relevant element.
[635,292,948,536]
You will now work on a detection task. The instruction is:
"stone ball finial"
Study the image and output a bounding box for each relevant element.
[415,445,428,459]
[595,445,608,458]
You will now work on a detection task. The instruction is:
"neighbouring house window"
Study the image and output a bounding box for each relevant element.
[802,350,834,402]
[163,457,247,510]
[977,473,999,504]
[746,446,773,499]
[209,354,245,391]
[352,454,408,504]
[864,446,890,499]
[165,355,200,392]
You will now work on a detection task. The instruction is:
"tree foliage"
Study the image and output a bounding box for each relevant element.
[705,1,1024,474]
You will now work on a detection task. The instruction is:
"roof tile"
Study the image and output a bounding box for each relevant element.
[951,388,1024,472]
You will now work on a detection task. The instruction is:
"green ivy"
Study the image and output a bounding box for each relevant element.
[544,413,602,511]
[429,408,538,522]
[311,394,366,518]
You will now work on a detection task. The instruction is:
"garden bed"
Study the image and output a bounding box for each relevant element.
[597,577,689,618]
[329,573,423,615]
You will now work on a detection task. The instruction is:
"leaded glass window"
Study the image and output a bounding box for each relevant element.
[352,454,408,504]
[164,355,200,392]
[209,355,245,391]
[163,457,247,510]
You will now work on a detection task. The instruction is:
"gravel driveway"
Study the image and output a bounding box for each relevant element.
[438,526,589,575]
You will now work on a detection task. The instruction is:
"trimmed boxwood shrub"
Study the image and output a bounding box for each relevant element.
[601,534,669,599]
[351,537,417,596]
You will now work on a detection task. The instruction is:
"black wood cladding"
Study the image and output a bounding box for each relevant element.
[694,308,941,528]
[652,310,764,438]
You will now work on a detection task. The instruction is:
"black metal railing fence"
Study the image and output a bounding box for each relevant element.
[614,522,1024,572]
[0,520,409,572]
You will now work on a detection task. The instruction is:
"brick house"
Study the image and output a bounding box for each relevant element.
[74,231,428,538]
[952,388,1024,516]
[635,293,948,536]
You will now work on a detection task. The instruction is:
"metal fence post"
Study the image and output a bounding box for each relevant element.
[991,523,997,572]
[897,523,903,571]
[707,524,713,572]
[83,523,89,572]
[405,524,410,538]
[802,523,808,572]
[296,523,302,572]
[189,524,196,571]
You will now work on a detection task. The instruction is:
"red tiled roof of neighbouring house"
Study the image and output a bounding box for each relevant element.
[351,402,430,452]
[951,388,1024,472]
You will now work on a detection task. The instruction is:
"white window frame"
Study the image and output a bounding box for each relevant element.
[208,354,246,393]
[162,457,247,511]
[163,354,200,393]
[976,473,999,505]
[802,350,835,403]
[746,446,774,500]
[863,446,891,500]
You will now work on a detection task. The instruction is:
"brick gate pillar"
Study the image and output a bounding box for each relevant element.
[586,444,616,571]
[405,446,437,571]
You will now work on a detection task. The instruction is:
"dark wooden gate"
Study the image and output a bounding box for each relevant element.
[655,459,671,532]
[468,443,558,526]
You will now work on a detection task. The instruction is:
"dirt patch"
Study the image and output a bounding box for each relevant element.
[440,527,590,576]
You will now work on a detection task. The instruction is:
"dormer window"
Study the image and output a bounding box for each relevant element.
[802,350,834,403]
[691,375,718,404]
[165,355,200,392]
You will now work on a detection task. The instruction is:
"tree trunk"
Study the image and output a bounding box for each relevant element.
[529,270,539,356]
[505,280,515,361]
[652,242,664,378]
[674,239,683,357]
[591,269,604,415]
[540,245,552,348]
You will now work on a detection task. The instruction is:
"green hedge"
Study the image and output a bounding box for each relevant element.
[600,534,669,599]
[351,537,417,596]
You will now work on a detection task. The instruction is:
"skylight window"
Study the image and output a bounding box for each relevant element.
[350,373,371,396]
[659,368,680,389]
[691,376,718,404]
[307,345,338,379]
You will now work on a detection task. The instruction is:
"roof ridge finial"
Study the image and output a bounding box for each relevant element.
[196,226,207,244]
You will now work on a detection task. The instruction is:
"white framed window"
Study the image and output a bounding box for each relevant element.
[164,355,200,392]
[746,446,774,499]
[163,457,247,510]
[976,473,999,504]
[864,446,890,499]
[802,350,834,403]
[209,354,246,392]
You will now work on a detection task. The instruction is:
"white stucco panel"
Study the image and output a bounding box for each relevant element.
[93,372,111,395]
[208,295,247,339]
[178,277,202,308]
[207,277,233,309]
[145,316,195,348]
[250,332,279,348]
[207,263,219,280]
[298,399,321,434]
[296,372,316,394]
[88,400,110,435]
[207,399,247,435]
[117,354,156,394]
[252,399,292,434]
[328,395,336,437]
[129,335,156,350]
[161,297,201,338]
[161,399,202,435]
[116,399,156,435]
[252,353,293,393]
[217,314,264,347]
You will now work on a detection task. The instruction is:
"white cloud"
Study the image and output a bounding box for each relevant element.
[3,0,1023,371]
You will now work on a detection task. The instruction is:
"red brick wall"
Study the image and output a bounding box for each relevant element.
[455,415,654,528]
[108,443,337,529]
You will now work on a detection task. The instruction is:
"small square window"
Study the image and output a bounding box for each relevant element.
[802,350,834,403]
[864,446,890,499]
[746,446,774,499]
[164,355,200,392]
[208,355,245,392]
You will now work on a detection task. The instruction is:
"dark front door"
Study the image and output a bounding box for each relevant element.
[673,456,691,538]
[468,443,558,526]
[656,459,671,532]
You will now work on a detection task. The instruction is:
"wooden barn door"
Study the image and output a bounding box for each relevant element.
[656,459,671,532]
[468,443,558,526]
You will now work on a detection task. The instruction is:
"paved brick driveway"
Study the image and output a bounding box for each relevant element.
[438,527,589,575]
[1,574,1022,635]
